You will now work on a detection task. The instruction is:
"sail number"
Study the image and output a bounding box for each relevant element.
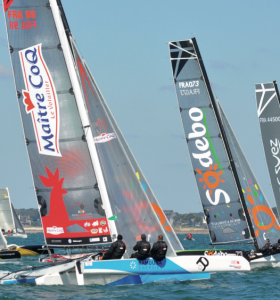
[260,117,280,122]
[8,10,37,30]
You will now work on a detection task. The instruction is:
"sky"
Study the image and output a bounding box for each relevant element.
[0,0,279,213]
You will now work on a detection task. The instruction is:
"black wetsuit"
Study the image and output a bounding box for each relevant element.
[131,240,151,260]
[261,242,272,254]
[272,242,280,252]
[150,241,168,261]
[103,240,126,260]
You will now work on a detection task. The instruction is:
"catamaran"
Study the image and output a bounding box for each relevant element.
[169,38,280,268]
[0,1,250,285]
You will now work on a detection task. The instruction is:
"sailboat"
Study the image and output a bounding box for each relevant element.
[169,38,280,267]
[0,1,250,285]
[0,188,27,238]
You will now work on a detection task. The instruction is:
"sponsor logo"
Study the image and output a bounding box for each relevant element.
[130,262,137,269]
[47,226,64,235]
[103,237,108,242]
[91,229,98,234]
[94,118,116,145]
[84,222,90,227]
[103,227,109,233]
[19,44,61,157]
[89,238,100,242]
[51,240,61,243]
[94,133,116,144]
[92,221,98,227]
[204,250,230,256]
[188,108,230,206]
[73,240,82,243]
[231,260,240,264]
[196,257,209,272]
[78,210,85,214]
[100,220,106,226]
[98,228,103,233]
[229,264,241,269]
[68,239,72,244]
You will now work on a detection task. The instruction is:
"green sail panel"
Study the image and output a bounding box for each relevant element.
[219,102,280,248]
[169,38,251,244]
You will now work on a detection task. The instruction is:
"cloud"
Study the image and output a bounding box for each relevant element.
[159,84,174,91]
[0,63,12,79]
[209,60,238,70]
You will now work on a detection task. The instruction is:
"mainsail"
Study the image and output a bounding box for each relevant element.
[0,188,25,235]
[255,82,280,216]
[71,41,183,252]
[218,102,280,248]
[4,0,178,256]
[169,38,253,245]
[3,0,114,247]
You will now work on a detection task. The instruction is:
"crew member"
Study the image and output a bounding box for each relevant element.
[272,239,280,252]
[261,238,272,254]
[103,234,126,260]
[150,235,168,261]
[131,234,150,260]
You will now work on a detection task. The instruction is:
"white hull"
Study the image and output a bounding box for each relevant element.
[5,234,28,239]
[250,253,280,269]
[0,255,250,286]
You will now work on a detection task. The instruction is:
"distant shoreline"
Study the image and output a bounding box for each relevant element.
[174,227,208,235]
[23,226,208,235]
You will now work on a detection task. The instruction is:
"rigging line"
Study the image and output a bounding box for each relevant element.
[169,42,197,57]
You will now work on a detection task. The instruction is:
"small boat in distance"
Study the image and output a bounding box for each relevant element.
[0,188,27,238]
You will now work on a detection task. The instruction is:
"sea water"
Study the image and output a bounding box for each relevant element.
[0,233,278,300]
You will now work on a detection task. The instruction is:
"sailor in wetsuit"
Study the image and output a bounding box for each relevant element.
[261,238,272,254]
[150,235,168,261]
[272,239,280,252]
[130,234,150,260]
[102,234,126,260]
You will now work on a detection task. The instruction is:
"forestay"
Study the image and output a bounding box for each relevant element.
[169,38,251,244]
[70,40,177,256]
[255,82,280,217]
[3,0,113,247]
[219,102,280,248]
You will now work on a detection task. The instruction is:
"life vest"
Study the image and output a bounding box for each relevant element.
[113,241,126,257]
[157,241,168,256]
[139,241,151,256]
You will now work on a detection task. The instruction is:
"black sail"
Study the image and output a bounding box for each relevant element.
[255,82,280,216]
[219,102,280,248]
[169,38,252,244]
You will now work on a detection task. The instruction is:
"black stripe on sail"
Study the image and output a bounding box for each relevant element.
[175,50,194,79]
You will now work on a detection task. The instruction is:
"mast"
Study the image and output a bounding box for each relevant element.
[191,38,257,249]
[50,0,118,240]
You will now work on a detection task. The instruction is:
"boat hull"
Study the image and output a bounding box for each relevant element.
[0,254,251,285]
[8,245,54,256]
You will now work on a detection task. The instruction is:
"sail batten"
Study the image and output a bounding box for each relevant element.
[169,38,252,244]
